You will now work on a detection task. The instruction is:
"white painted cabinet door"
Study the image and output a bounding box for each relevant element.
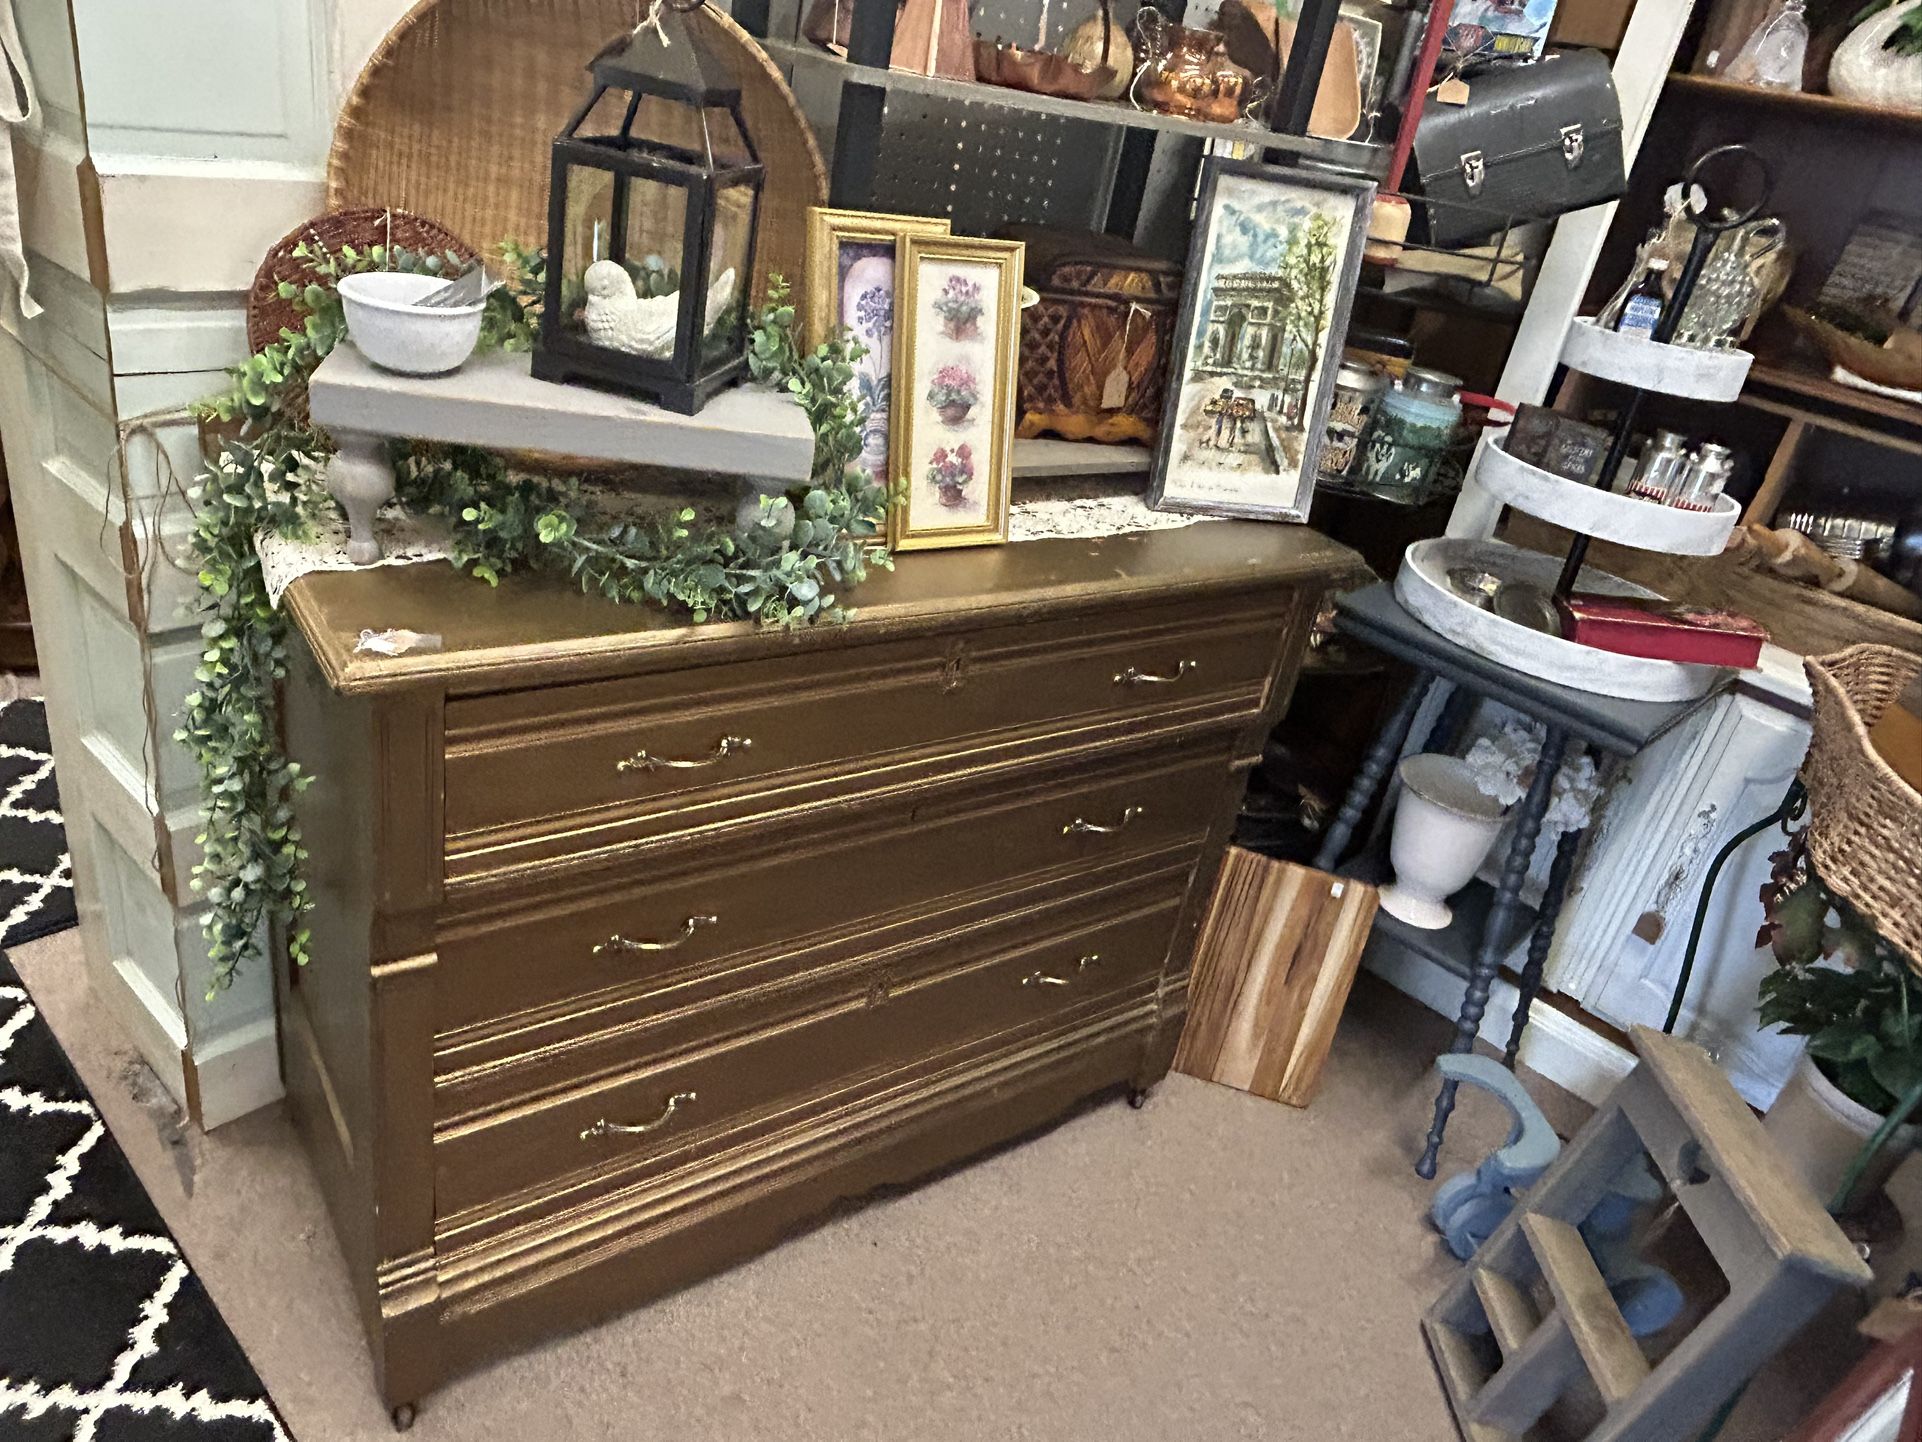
[1552,691,1810,1109]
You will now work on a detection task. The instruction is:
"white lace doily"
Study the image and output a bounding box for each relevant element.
[258,476,1200,608]
[256,503,454,607]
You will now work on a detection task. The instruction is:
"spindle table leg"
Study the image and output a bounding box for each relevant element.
[1504,823,1585,1070]
[1312,673,1436,873]
[1418,725,1570,1179]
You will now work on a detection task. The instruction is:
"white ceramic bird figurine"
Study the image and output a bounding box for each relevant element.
[582,259,738,360]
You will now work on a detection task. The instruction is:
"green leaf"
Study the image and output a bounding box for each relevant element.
[1870,1045,1922,1102]
[1810,1023,1882,1063]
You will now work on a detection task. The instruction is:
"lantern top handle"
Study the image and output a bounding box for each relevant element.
[590,0,744,109]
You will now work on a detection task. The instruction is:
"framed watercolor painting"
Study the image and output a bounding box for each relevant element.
[888,234,1022,551]
[804,207,951,492]
[1149,159,1375,522]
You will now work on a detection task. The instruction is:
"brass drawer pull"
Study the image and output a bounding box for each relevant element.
[593,915,717,955]
[616,736,752,773]
[1114,660,1197,687]
[1022,954,1103,988]
[1063,806,1143,836]
[580,1091,697,1141]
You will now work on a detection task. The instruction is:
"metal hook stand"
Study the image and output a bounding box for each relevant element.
[1550,144,1775,601]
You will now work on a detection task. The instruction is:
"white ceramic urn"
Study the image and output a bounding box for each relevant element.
[1379,753,1510,930]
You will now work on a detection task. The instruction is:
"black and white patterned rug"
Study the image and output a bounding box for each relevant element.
[0,698,77,947]
[0,945,289,1439]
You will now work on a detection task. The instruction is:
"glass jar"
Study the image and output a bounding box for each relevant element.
[1322,358,1389,478]
[1358,368,1463,501]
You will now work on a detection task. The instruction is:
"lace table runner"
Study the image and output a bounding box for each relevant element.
[257,477,1201,607]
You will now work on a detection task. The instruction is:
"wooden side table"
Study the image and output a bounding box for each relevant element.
[1313,583,1730,1177]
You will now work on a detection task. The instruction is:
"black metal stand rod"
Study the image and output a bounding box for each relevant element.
[1662,778,1808,1034]
[1272,0,1342,135]
[1418,724,1570,1179]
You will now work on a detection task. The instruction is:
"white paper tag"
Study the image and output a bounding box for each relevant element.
[1099,363,1129,411]
[355,628,443,656]
[1436,77,1471,106]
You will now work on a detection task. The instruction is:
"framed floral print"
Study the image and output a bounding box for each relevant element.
[889,234,1022,551]
[1149,158,1375,522]
[804,207,951,492]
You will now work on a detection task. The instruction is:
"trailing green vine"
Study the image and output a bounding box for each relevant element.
[182,247,886,993]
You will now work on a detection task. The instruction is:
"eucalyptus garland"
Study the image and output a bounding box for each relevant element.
[181,247,885,994]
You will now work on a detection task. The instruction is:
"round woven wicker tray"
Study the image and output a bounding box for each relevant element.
[247,207,480,355]
[1803,643,1922,967]
[326,0,825,307]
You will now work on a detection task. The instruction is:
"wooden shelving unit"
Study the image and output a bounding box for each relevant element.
[1663,71,1922,132]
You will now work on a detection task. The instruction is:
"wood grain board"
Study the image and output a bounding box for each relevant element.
[1173,849,1379,1108]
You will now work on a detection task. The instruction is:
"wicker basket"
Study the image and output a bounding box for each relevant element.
[327,0,825,308]
[1803,643,1922,968]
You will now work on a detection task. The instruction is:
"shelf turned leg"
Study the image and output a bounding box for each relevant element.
[1311,673,1435,873]
[327,432,395,565]
[1503,822,1585,1070]
[1417,724,1569,1180]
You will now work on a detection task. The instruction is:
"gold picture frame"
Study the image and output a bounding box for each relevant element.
[888,234,1023,552]
[803,207,952,496]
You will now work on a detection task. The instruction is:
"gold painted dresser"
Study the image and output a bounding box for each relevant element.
[276,522,1363,1421]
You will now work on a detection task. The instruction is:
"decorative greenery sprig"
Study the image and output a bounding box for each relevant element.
[179,255,885,992]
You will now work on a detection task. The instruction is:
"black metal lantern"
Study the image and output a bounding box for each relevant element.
[532,0,763,415]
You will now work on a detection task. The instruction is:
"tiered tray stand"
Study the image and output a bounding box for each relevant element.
[1399,319,1754,704]
[1325,257,1758,1173]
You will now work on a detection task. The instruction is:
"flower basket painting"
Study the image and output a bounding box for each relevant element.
[890,236,1022,551]
[1149,160,1375,522]
[928,363,979,425]
[934,275,985,339]
[928,443,976,506]
[804,207,953,488]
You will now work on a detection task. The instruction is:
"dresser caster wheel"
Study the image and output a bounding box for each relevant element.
[391,1403,418,1432]
[1127,1087,1152,1110]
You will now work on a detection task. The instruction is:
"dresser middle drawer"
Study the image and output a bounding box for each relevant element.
[434,745,1232,1034]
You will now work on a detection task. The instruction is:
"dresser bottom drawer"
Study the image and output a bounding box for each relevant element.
[432,880,1188,1219]
[430,1000,1162,1376]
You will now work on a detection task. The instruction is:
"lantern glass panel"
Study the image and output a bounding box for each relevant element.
[553,160,692,359]
[704,179,756,364]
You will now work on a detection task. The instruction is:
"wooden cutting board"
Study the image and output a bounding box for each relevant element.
[1174,848,1380,1109]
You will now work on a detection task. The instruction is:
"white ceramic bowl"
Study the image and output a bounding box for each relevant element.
[337,271,484,376]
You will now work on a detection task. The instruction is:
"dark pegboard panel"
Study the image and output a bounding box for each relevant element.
[872,90,1118,235]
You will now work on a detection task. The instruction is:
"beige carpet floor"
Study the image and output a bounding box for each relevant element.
[11,929,1851,1441]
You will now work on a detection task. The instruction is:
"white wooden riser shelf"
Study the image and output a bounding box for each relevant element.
[1396,537,1727,703]
[1561,319,1753,403]
[1476,438,1739,556]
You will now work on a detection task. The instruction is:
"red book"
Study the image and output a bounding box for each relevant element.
[1557,594,1768,669]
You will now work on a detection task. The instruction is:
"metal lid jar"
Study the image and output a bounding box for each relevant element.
[1358,368,1464,501]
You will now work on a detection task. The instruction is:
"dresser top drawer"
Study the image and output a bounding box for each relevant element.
[444,597,1279,865]
[285,523,1365,697]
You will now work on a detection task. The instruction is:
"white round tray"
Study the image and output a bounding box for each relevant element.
[1476,438,1740,557]
[1560,319,1753,403]
[1395,537,1727,703]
